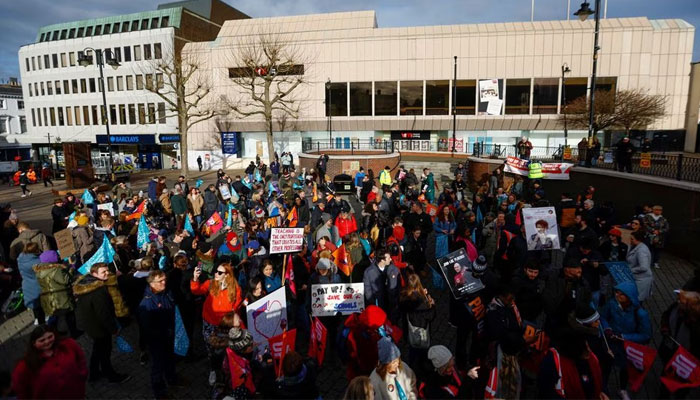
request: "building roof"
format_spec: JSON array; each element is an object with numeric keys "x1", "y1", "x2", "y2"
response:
[{"x1": 0, "y1": 84, "x2": 23, "y2": 97}]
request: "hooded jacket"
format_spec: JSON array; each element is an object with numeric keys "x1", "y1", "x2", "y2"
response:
[
  {"x1": 17, "y1": 253, "x2": 41, "y2": 307},
  {"x1": 9, "y1": 229, "x2": 49, "y2": 260},
  {"x1": 600, "y1": 281, "x2": 651, "y2": 344},
  {"x1": 33, "y1": 263, "x2": 74, "y2": 316},
  {"x1": 73, "y1": 274, "x2": 128, "y2": 338},
  {"x1": 344, "y1": 305, "x2": 402, "y2": 379},
  {"x1": 137, "y1": 285, "x2": 176, "y2": 343},
  {"x1": 71, "y1": 225, "x2": 95, "y2": 263}
]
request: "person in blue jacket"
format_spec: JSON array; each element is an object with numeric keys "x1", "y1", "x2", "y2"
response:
[
  {"x1": 261, "y1": 259, "x2": 281, "y2": 293},
  {"x1": 17, "y1": 242, "x2": 44, "y2": 324},
  {"x1": 599, "y1": 280, "x2": 652, "y2": 398},
  {"x1": 354, "y1": 167, "x2": 366, "y2": 199}
]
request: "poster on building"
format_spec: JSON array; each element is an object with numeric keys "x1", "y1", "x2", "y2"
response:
[
  {"x1": 604, "y1": 151, "x2": 614, "y2": 163},
  {"x1": 269, "y1": 228, "x2": 305, "y2": 254},
  {"x1": 447, "y1": 138, "x2": 464, "y2": 152},
  {"x1": 246, "y1": 287, "x2": 287, "y2": 351},
  {"x1": 522, "y1": 206, "x2": 561, "y2": 251},
  {"x1": 221, "y1": 132, "x2": 239, "y2": 155},
  {"x1": 311, "y1": 283, "x2": 365, "y2": 317},
  {"x1": 486, "y1": 98, "x2": 503, "y2": 115},
  {"x1": 341, "y1": 161, "x2": 360, "y2": 175},
  {"x1": 479, "y1": 79, "x2": 500, "y2": 102},
  {"x1": 503, "y1": 156, "x2": 573, "y2": 180},
  {"x1": 438, "y1": 248, "x2": 485, "y2": 299}
]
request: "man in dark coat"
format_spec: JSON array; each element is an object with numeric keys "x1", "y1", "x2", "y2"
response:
[
  {"x1": 404, "y1": 202, "x2": 433, "y2": 240},
  {"x1": 203, "y1": 184, "x2": 219, "y2": 220},
  {"x1": 316, "y1": 153, "x2": 329, "y2": 184},
  {"x1": 615, "y1": 136, "x2": 636, "y2": 173},
  {"x1": 362, "y1": 248, "x2": 400, "y2": 323},
  {"x1": 294, "y1": 194, "x2": 310, "y2": 228},
  {"x1": 511, "y1": 258, "x2": 546, "y2": 322},
  {"x1": 542, "y1": 259, "x2": 593, "y2": 343}
]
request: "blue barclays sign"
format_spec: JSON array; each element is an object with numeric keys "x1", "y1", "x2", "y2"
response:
[
  {"x1": 159, "y1": 134, "x2": 181, "y2": 143},
  {"x1": 96, "y1": 135, "x2": 156, "y2": 145}
]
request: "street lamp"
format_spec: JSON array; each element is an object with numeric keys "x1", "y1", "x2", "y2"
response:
[
  {"x1": 561, "y1": 63, "x2": 571, "y2": 146},
  {"x1": 326, "y1": 79, "x2": 332, "y2": 149},
  {"x1": 78, "y1": 47, "x2": 120, "y2": 179},
  {"x1": 574, "y1": 0, "x2": 600, "y2": 139}
]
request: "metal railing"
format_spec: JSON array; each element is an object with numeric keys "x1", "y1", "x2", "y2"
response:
[{"x1": 302, "y1": 139, "x2": 399, "y2": 154}]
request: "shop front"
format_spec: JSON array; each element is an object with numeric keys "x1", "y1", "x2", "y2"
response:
[
  {"x1": 96, "y1": 134, "x2": 161, "y2": 170},
  {"x1": 158, "y1": 134, "x2": 182, "y2": 170}
]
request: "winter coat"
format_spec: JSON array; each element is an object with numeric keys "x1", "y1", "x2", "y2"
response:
[
  {"x1": 171, "y1": 193, "x2": 187, "y2": 215},
  {"x1": 203, "y1": 189, "x2": 219, "y2": 219},
  {"x1": 600, "y1": 281, "x2": 651, "y2": 344},
  {"x1": 9, "y1": 229, "x2": 49, "y2": 261},
  {"x1": 599, "y1": 240, "x2": 628, "y2": 262},
  {"x1": 159, "y1": 193, "x2": 172, "y2": 215},
  {"x1": 71, "y1": 226, "x2": 95, "y2": 263},
  {"x1": 51, "y1": 205, "x2": 70, "y2": 233},
  {"x1": 399, "y1": 292, "x2": 435, "y2": 330},
  {"x1": 363, "y1": 262, "x2": 400, "y2": 311},
  {"x1": 485, "y1": 297, "x2": 527, "y2": 355},
  {"x1": 542, "y1": 270, "x2": 592, "y2": 336},
  {"x1": 12, "y1": 337, "x2": 87, "y2": 399},
  {"x1": 335, "y1": 214, "x2": 358, "y2": 239},
  {"x1": 33, "y1": 263, "x2": 74, "y2": 316},
  {"x1": 626, "y1": 242, "x2": 653, "y2": 302},
  {"x1": 137, "y1": 286, "x2": 176, "y2": 343},
  {"x1": 270, "y1": 358, "x2": 320, "y2": 399},
  {"x1": 511, "y1": 269, "x2": 545, "y2": 322},
  {"x1": 643, "y1": 213, "x2": 670, "y2": 248},
  {"x1": 17, "y1": 253, "x2": 41, "y2": 307},
  {"x1": 119, "y1": 271, "x2": 149, "y2": 315},
  {"x1": 370, "y1": 362, "x2": 417, "y2": 400},
  {"x1": 190, "y1": 279, "x2": 243, "y2": 326},
  {"x1": 188, "y1": 194, "x2": 204, "y2": 217},
  {"x1": 73, "y1": 274, "x2": 122, "y2": 338},
  {"x1": 92, "y1": 227, "x2": 114, "y2": 250}
]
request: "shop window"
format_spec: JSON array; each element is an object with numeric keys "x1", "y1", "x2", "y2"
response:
[
  {"x1": 400, "y1": 81, "x2": 423, "y2": 116},
  {"x1": 325, "y1": 82, "x2": 347, "y2": 117},
  {"x1": 533, "y1": 78, "x2": 559, "y2": 114},
  {"x1": 505, "y1": 78, "x2": 531, "y2": 115},
  {"x1": 453, "y1": 80, "x2": 476, "y2": 115},
  {"x1": 563, "y1": 77, "x2": 588, "y2": 106},
  {"x1": 349, "y1": 82, "x2": 372, "y2": 116},
  {"x1": 426, "y1": 80, "x2": 449, "y2": 115},
  {"x1": 375, "y1": 81, "x2": 397, "y2": 116}
]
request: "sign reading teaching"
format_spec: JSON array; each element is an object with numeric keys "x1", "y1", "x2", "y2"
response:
[
  {"x1": 311, "y1": 283, "x2": 365, "y2": 317},
  {"x1": 269, "y1": 228, "x2": 304, "y2": 254}
]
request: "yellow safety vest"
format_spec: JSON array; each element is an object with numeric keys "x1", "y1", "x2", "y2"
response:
[{"x1": 529, "y1": 162, "x2": 544, "y2": 179}]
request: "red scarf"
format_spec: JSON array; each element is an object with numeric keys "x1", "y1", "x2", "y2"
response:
[{"x1": 226, "y1": 232, "x2": 242, "y2": 253}]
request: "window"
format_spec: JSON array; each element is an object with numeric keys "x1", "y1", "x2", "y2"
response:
[
  {"x1": 20, "y1": 117, "x2": 26, "y2": 133},
  {"x1": 40, "y1": 82, "x2": 45, "y2": 96},
  {"x1": 128, "y1": 104, "x2": 136, "y2": 124},
  {"x1": 113, "y1": 22, "x2": 120, "y2": 33},
  {"x1": 43, "y1": 108, "x2": 48, "y2": 126},
  {"x1": 31, "y1": 57, "x2": 35, "y2": 70},
  {"x1": 454, "y1": 80, "x2": 476, "y2": 115},
  {"x1": 68, "y1": 28, "x2": 75, "y2": 39},
  {"x1": 107, "y1": 77, "x2": 114, "y2": 91},
  {"x1": 126, "y1": 75, "x2": 134, "y2": 90},
  {"x1": 325, "y1": 82, "x2": 347, "y2": 117},
  {"x1": 400, "y1": 81, "x2": 423, "y2": 115},
  {"x1": 0, "y1": 117, "x2": 7, "y2": 134},
  {"x1": 18, "y1": 101, "x2": 24, "y2": 109},
  {"x1": 60, "y1": 29, "x2": 67, "y2": 40},
  {"x1": 136, "y1": 75, "x2": 144, "y2": 90},
  {"x1": 0, "y1": 99, "x2": 5, "y2": 109},
  {"x1": 109, "y1": 105, "x2": 117, "y2": 125},
  {"x1": 57, "y1": 107, "x2": 64, "y2": 125},
  {"x1": 154, "y1": 43, "x2": 162, "y2": 59},
  {"x1": 43, "y1": 54, "x2": 49, "y2": 69},
  {"x1": 595, "y1": 77, "x2": 617, "y2": 94},
  {"x1": 31, "y1": 109, "x2": 36, "y2": 127},
  {"x1": 123, "y1": 46, "x2": 131, "y2": 62},
  {"x1": 94, "y1": 25, "x2": 102, "y2": 35},
  {"x1": 116, "y1": 76, "x2": 124, "y2": 91},
  {"x1": 49, "y1": 108, "x2": 56, "y2": 126},
  {"x1": 85, "y1": 26, "x2": 93, "y2": 37},
  {"x1": 533, "y1": 78, "x2": 559, "y2": 114},
  {"x1": 37, "y1": 108, "x2": 42, "y2": 126},
  {"x1": 77, "y1": 27, "x2": 84, "y2": 37},
  {"x1": 71, "y1": 79, "x2": 78, "y2": 94},
  {"x1": 80, "y1": 79, "x2": 87, "y2": 93},
  {"x1": 161, "y1": 16, "x2": 169, "y2": 28},
  {"x1": 83, "y1": 106, "x2": 90, "y2": 125},
  {"x1": 25, "y1": 58, "x2": 30, "y2": 72},
  {"x1": 425, "y1": 80, "x2": 449, "y2": 115},
  {"x1": 156, "y1": 73, "x2": 163, "y2": 89},
  {"x1": 66, "y1": 107, "x2": 72, "y2": 126},
  {"x1": 121, "y1": 22, "x2": 129, "y2": 33},
  {"x1": 52, "y1": 54, "x2": 58, "y2": 68},
  {"x1": 157, "y1": 103, "x2": 166, "y2": 123},
  {"x1": 47, "y1": 81, "x2": 53, "y2": 95},
  {"x1": 134, "y1": 45, "x2": 142, "y2": 61},
  {"x1": 151, "y1": 18, "x2": 159, "y2": 29},
  {"x1": 89, "y1": 78, "x2": 96, "y2": 93},
  {"x1": 374, "y1": 81, "x2": 397, "y2": 116},
  {"x1": 145, "y1": 74, "x2": 153, "y2": 90},
  {"x1": 39, "y1": 33, "x2": 45, "y2": 42},
  {"x1": 119, "y1": 104, "x2": 126, "y2": 125},
  {"x1": 54, "y1": 80, "x2": 61, "y2": 95},
  {"x1": 138, "y1": 104, "x2": 146, "y2": 124},
  {"x1": 103, "y1": 24, "x2": 111, "y2": 35},
  {"x1": 51, "y1": 31, "x2": 58, "y2": 40},
  {"x1": 100, "y1": 105, "x2": 107, "y2": 125},
  {"x1": 69, "y1": 52, "x2": 75, "y2": 66},
  {"x1": 29, "y1": 85, "x2": 33, "y2": 97},
  {"x1": 35, "y1": 83, "x2": 39, "y2": 96},
  {"x1": 74, "y1": 106, "x2": 81, "y2": 126},
  {"x1": 147, "y1": 103, "x2": 156, "y2": 123},
  {"x1": 91, "y1": 106, "x2": 98, "y2": 126},
  {"x1": 63, "y1": 80, "x2": 69, "y2": 94},
  {"x1": 113, "y1": 47, "x2": 121, "y2": 62},
  {"x1": 144, "y1": 44, "x2": 152, "y2": 60},
  {"x1": 505, "y1": 78, "x2": 531, "y2": 115},
  {"x1": 349, "y1": 82, "x2": 372, "y2": 116},
  {"x1": 141, "y1": 19, "x2": 148, "y2": 30},
  {"x1": 563, "y1": 77, "x2": 588, "y2": 106},
  {"x1": 60, "y1": 53, "x2": 66, "y2": 67},
  {"x1": 131, "y1": 20, "x2": 139, "y2": 31}
]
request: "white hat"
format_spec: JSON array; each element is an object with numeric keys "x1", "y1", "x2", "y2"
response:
[{"x1": 428, "y1": 345, "x2": 452, "y2": 370}]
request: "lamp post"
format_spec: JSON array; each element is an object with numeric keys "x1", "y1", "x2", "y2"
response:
[
  {"x1": 452, "y1": 56, "x2": 457, "y2": 155},
  {"x1": 326, "y1": 79, "x2": 332, "y2": 149},
  {"x1": 575, "y1": 0, "x2": 600, "y2": 139},
  {"x1": 78, "y1": 48, "x2": 120, "y2": 178},
  {"x1": 561, "y1": 63, "x2": 571, "y2": 146}
]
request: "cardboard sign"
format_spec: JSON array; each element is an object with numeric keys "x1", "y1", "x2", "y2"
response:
[
  {"x1": 604, "y1": 261, "x2": 635, "y2": 285},
  {"x1": 246, "y1": 287, "x2": 287, "y2": 351},
  {"x1": 309, "y1": 317, "x2": 328, "y2": 366},
  {"x1": 522, "y1": 207, "x2": 561, "y2": 251},
  {"x1": 55, "y1": 229, "x2": 76, "y2": 259},
  {"x1": 269, "y1": 227, "x2": 304, "y2": 254},
  {"x1": 205, "y1": 212, "x2": 223, "y2": 234},
  {"x1": 97, "y1": 202, "x2": 114, "y2": 216},
  {"x1": 311, "y1": 283, "x2": 365, "y2": 317},
  {"x1": 438, "y1": 248, "x2": 485, "y2": 299}
]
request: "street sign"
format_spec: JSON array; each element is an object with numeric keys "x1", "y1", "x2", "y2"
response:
[{"x1": 640, "y1": 152, "x2": 651, "y2": 168}]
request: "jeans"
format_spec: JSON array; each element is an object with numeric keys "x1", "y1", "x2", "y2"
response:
[{"x1": 90, "y1": 336, "x2": 116, "y2": 378}]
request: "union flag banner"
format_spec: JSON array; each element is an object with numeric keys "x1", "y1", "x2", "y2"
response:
[
  {"x1": 660, "y1": 346, "x2": 700, "y2": 393},
  {"x1": 308, "y1": 317, "x2": 328, "y2": 366},
  {"x1": 268, "y1": 329, "x2": 297, "y2": 377},
  {"x1": 332, "y1": 244, "x2": 353, "y2": 277},
  {"x1": 624, "y1": 340, "x2": 657, "y2": 392}
]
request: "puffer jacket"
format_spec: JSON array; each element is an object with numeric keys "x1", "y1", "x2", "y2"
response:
[
  {"x1": 33, "y1": 263, "x2": 74, "y2": 316},
  {"x1": 73, "y1": 273, "x2": 129, "y2": 323},
  {"x1": 600, "y1": 281, "x2": 652, "y2": 344}
]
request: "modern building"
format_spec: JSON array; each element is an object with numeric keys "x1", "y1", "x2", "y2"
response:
[
  {"x1": 17, "y1": 0, "x2": 247, "y2": 172},
  {"x1": 184, "y1": 11, "x2": 695, "y2": 168},
  {"x1": 0, "y1": 78, "x2": 29, "y2": 165}
]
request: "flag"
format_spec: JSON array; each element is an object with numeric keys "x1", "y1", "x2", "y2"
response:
[
  {"x1": 137, "y1": 214, "x2": 151, "y2": 250},
  {"x1": 661, "y1": 345, "x2": 700, "y2": 393},
  {"x1": 242, "y1": 178, "x2": 252, "y2": 190},
  {"x1": 268, "y1": 329, "x2": 296, "y2": 377},
  {"x1": 195, "y1": 179, "x2": 203, "y2": 188},
  {"x1": 254, "y1": 169, "x2": 262, "y2": 182},
  {"x1": 206, "y1": 212, "x2": 223, "y2": 234},
  {"x1": 184, "y1": 214, "x2": 194, "y2": 235},
  {"x1": 333, "y1": 244, "x2": 353, "y2": 277},
  {"x1": 230, "y1": 184, "x2": 239, "y2": 202},
  {"x1": 284, "y1": 254, "x2": 296, "y2": 297},
  {"x1": 158, "y1": 255, "x2": 166, "y2": 270},
  {"x1": 78, "y1": 238, "x2": 116, "y2": 274},
  {"x1": 267, "y1": 181, "x2": 276, "y2": 197},
  {"x1": 624, "y1": 340, "x2": 657, "y2": 392},
  {"x1": 309, "y1": 317, "x2": 328, "y2": 366},
  {"x1": 226, "y1": 203, "x2": 235, "y2": 227},
  {"x1": 426, "y1": 203, "x2": 438, "y2": 222},
  {"x1": 116, "y1": 335, "x2": 134, "y2": 353},
  {"x1": 68, "y1": 211, "x2": 76, "y2": 222},
  {"x1": 81, "y1": 189, "x2": 94, "y2": 206},
  {"x1": 174, "y1": 306, "x2": 190, "y2": 356},
  {"x1": 287, "y1": 206, "x2": 298, "y2": 228},
  {"x1": 126, "y1": 201, "x2": 146, "y2": 221}
]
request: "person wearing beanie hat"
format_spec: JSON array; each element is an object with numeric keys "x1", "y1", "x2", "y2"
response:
[
  {"x1": 472, "y1": 255, "x2": 488, "y2": 274},
  {"x1": 315, "y1": 212, "x2": 339, "y2": 245},
  {"x1": 511, "y1": 257, "x2": 546, "y2": 322},
  {"x1": 599, "y1": 227, "x2": 629, "y2": 262},
  {"x1": 422, "y1": 345, "x2": 479, "y2": 399},
  {"x1": 542, "y1": 257, "x2": 593, "y2": 341},
  {"x1": 386, "y1": 224, "x2": 407, "y2": 270},
  {"x1": 370, "y1": 337, "x2": 417, "y2": 400},
  {"x1": 311, "y1": 257, "x2": 341, "y2": 285},
  {"x1": 33, "y1": 250, "x2": 80, "y2": 337},
  {"x1": 227, "y1": 327, "x2": 253, "y2": 353}
]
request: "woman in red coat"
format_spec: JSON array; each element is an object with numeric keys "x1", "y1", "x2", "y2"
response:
[{"x1": 12, "y1": 325, "x2": 87, "y2": 399}]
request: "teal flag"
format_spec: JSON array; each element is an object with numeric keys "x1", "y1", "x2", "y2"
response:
[
  {"x1": 225, "y1": 203, "x2": 235, "y2": 227},
  {"x1": 137, "y1": 214, "x2": 151, "y2": 249},
  {"x1": 78, "y1": 238, "x2": 116, "y2": 275},
  {"x1": 184, "y1": 215, "x2": 194, "y2": 235},
  {"x1": 174, "y1": 306, "x2": 190, "y2": 356},
  {"x1": 81, "y1": 189, "x2": 94, "y2": 206}
]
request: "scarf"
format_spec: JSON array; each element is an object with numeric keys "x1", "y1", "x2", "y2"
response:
[{"x1": 225, "y1": 232, "x2": 242, "y2": 253}]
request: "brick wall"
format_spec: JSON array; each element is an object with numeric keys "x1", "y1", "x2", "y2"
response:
[{"x1": 467, "y1": 158, "x2": 503, "y2": 191}]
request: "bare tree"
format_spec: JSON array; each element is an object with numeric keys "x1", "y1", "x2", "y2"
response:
[
  {"x1": 561, "y1": 89, "x2": 618, "y2": 135},
  {"x1": 226, "y1": 31, "x2": 309, "y2": 164},
  {"x1": 612, "y1": 89, "x2": 667, "y2": 134},
  {"x1": 142, "y1": 50, "x2": 226, "y2": 177}
]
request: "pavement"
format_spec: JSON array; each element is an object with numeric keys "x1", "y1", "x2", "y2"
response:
[{"x1": 0, "y1": 168, "x2": 697, "y2": 399}]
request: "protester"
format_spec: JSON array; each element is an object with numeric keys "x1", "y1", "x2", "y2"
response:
[
  {"x1": 626, "y1": 231, "x2": 653, "y2": 303},
  {"x1": 370, "y1": 337, "x2": 417, "y2": 400}
]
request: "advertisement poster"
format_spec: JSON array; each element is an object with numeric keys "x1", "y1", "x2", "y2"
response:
[
  {"x1": 311, "y1": 283, "x2": 365, "y2": 317},
  {"x1": 246, "y1": 287, "x2": 287, "y2": 351},
  {"x1": 479, "y1": 79, "x2": 500, "y2": 102},
  {"x1": 522, "y1": 207, "x2": 561, "y2": 251},
  {"x1": 486, "y1": 98, "x2": 503, "y2": 115},
  {"x1": 438, "y1": 248, "x2": 485, "y2": 299},
  {"x1": 269, "y1": 227, "x2": 305, "y2": 254}
]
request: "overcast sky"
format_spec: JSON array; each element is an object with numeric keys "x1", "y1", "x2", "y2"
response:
[{"x1": 1, "y1": 0, "x2": 698, "y2": 81}]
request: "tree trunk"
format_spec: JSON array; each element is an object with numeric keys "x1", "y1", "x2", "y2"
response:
[
  {"x1": 180, "y1": 119, "x2": 189, "y2": 179},
  {"x1": 264, "y1": 82, "x2": 275, "y2": 165}
]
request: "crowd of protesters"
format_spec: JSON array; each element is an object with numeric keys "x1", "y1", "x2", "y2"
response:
[{"x1": 0, "y1": 149, "x2": 697, "y2": 400}]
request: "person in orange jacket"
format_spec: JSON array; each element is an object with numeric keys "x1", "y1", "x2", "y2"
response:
[
  {"x1": 335, "y1": 205, "x2": 358, "y2": 241},
  {"x1": 387, "y1": 224, "x2": 407, "y2": 270}
]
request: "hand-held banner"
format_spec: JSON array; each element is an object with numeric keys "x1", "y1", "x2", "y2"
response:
[
  {"x1": 269, "y1": 227, "x2": 304, "y2": 254},
  {"x1": 503, "y1": 156, "x2": 573, "y2": 180},
  {"x1": 661, "y1": 346, "x2": 700, "y2": 393},
  {"x1": 246, "y1": 287, "x2": 287, "y2": 351},
  {"x1": 437, "y1": 248, "x2": 485, "y2": 299},
  {"x1": 268, "y1": 329, "x2": 297, "y2": 377},
  {"x1": 308, "y1": 317, "x2": 328, "y2": 366},
  {"x1": 522, "y1": 206, "x2": 561, "y2": 251},
  {"x1": 624, "y1": 340, "x2": 657, "y2": 392},
  {"x1": 311, "y1": 283, "x2": 365, "y2": 317}
]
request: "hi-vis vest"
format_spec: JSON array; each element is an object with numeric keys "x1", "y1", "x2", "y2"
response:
[{"x1": 528, "y1": 162, "x2": 544, "y2": 179}]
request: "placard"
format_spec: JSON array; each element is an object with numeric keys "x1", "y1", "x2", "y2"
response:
[
  {"x1": 246, "y1": 287, "x2": 287, "y2": 351},
  {"x1": 219, "y1": 184, "x2": 231, "y2": 200},
  {"x1": 311, "y1": 283, "x2": 365, "y2": 317},
  {"x1": 438, "y1": 248, "x2": 485, "y2": 299},
  {"x1": 604, "y1": 151, "x2": 614, "y2": 163},
  {"x1": 604, "y1": 261, "x2": 635, "y2": 285},
  {"x1": 640, "y1": 152, "x2": 651, "y2": 168},
  {"x1": 268, "y1": 329, "x2": 296, "y2": 377},
  {"x1": 309, "y1": 317, "x2": 328, "y2": 365},
  {"x1": 522, "y1": 206, "x2": 561, "y2": 251},
  {"x1": 269, "y1": 227, "x2": 304, "y2": 254},
  {"x1": 54, "y1": 228, "x2": 76, "y2": 259},
  {"x1": 503, "y1": 156, "x2": 573, "y2": 180},
  {"x1": 97, "y1": 202, "x2": 114, "y2": 216}
]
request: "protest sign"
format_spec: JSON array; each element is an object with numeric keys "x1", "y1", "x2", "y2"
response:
[
  {"x1": 269, "y1": 227, "x2": 304, "y2": 254},
  {"x1": 311, "y1": 283, "x2": 365, "y2": 317},
  {"x1": 503, "y1": 156, "x2": 573, "y2": 180},
  {"x1": 438, "y1": 248, "x2": 485, "y2": 299},
  {"x1": 246, "y1": 287, "x2": 287, "y2": 351},
  {"x1": 219, "y1": 184, "x2": 232, "y2": 200},
  {"x1": 640, "y1": 152, "x2": 652, "y2": 168},
  {"x1": 604, "y1": 261, "x2": 635, "y2": 285},
  {"x1": 661, "y1": 346, "x2": 700, "y2": 393},
  {"x1": 522, "y1": 207, "x2": 561, "y2": 251},
  {"x1": 268, "y1": 329, "x2": 297, "y2": 377},
  {"x1": 54, "y1": 228, "x2": 76, "y2": 259},
  {"x1": 96, "y1": 202, "x2": 115, "y2": 216},
  {"x1": 205, "y1": 212, "x2": 223, "y2": 234},
  {"x1": 624, "y1": 341, "x2": 657, "y2": 392},
  {"x1": 309, "y1": 317, "x2": 328, "y2": 366}
]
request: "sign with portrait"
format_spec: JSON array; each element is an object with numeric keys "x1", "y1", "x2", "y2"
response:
[
  {"x1": 438, "y1": 248, "x2": 485, "y2": 299},
  {"x1": 522, "y1": 206, "x2": 561, "y2": 251}
]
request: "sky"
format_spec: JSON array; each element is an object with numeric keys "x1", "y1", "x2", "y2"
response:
[{"x1": 1, "y1": 0, "x2": 699, "y2": 81}]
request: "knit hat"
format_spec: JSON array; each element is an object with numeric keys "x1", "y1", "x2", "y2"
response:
[
  {"x1": 198, "y1": 241, "x2": 213, "y2": 254},
  {"x1": 428, "y1": 345, "x2": 453, "y2": 370},
  {"x1": 317, "y1": 258, "x2": 332, "y2": 270},
  {"x1": 39, "y1": 250, "x2": 59, "y2": 264},
  {"x1": 254, "y1": 207, "x2": 265, "y2": 219},
  {"x1": 377, "y1": 337, "x2": 401, "y2": 364},
  {"x1": 608, "y1": 228, "x2": 622, "y2": 237},
  {"x1": 321, "y1": 213, "x2": 332, "y2": 223},
  {"x1": 228, "y1": 328, "x2": 253, "y2": 352},
  {"x1": 76, "y1": 215, "x2": 88, "y2": 226},
  {"x1": 575, "y1": 303, "x2": 600, "y2": 325},
  {"x1": 247, "y1": 240, "x2": 260, "y2": 250},
  {"x1": 472, "y1": 255, "x2": 488, "y2": 273}
]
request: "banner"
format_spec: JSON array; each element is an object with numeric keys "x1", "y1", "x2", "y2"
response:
[
  {"x1": 219, "y1": 184, "x2": 232, "y2": 200},
  {"x1": 438, "y1": 248, "x2": 485, "y2": 299},
  {"x1": 54, "y1": 228, "x2": 76, "y2": 259},
  {"x1": 137, "y1": 214, "x2": 151, "y2": 250},
  {"x1": 97, "y1": 202, "x2": 115, "y2": 216},
  {"x1": 522, "y1": 207, "x2": 560, "y2": 251},
  {"x1": 311, "y1": 283, "x2": 365, "y2": 317},
  {"x1": 661, "y1": 346, "x2": 700, "y2": 393},
  {"x1": 125, "y1": 201, "x2": 145, "y2": 221},
  {"x1": 174, "y1": 306, "x2": 190, "y2": 357},
  {"x1": 503, "y1": 156, "x2": 573, "y2": 180},
  {"x1": 309, "y1": 317, "x2": 328, "y2": 366},
  {"x1": 268, "y1": 329, "x2": 296, "y2": 377},
  {"x1": 604, "y1": 262, "x2": 635, "y2": 285},
  {"x1": 624, "y1": 341, "x2": 657, "y2": 392},
  {"x1": 467, "y1": 296, "x2": 487, "y2": 336},
  {"x1": 269, "y1": 227, "x2": 304, "y2": 254},
  {"x1": 78, "y1": 237, "x2": 116, "y2": 274},
  {"x1": 246, "y1": 287, "x2": 287, "y2": 351}
]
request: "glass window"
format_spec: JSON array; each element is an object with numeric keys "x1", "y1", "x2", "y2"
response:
[
  {"x1": 37, "y1": 108, "x2": 42, "y2": 126},
  {"x1": 17, "y1": 101, "x2": 24, "y2": 110},
  {"x1": 136, "y1": 75, "x2": 144, "y2": 90},
  {"x1": 29, "y1": 85, "x2": 33, "y2": 97},
  {"x1": 89, "y1": 78, "x2": 96, "y2": 93},
  {"x1": 533, "y1": 78, "x2": 559, "y2": 114},
  {"x1": 134, "y1": 45, "x2": 142, "y2": 61},
  {"x1": 39, "y1": 33, "x2": 45, "y2": 42},
  {"x1": 126, "y1": 75, "x2": 134, "y2": 90},
  {"x1": 83, "y1": 106, "x2": 90, "y2": 125},
  {"x1": 52, "y1": 54, "x2": 58, "y2": 68},
  {"x1": 505, "y1": 78, "x2": 531, "y2": 115},
  {"x1": 80, "y1": 79, "x2": 87, "y2": 93},
  {"x1": 325, "y1": 82, "x2": 347, "y2": 116},
  {"x1": 40, "y1": 82, "x2": 45, "y2": 96},
  {"x1": 69, "y1": 52, "x2": 75, "y2": 66},
  {"x1": 119, "y1": 105, "x2": 126, "y2": 125},
  {"x1": 595, "y1": 77, "x2": 617, "y2": 93},
  {"x1": 54, "y1": 80, "x2": 61, "y2": 95},
  {"x1": 154, "y1": 43, "x2": 162, "y2": 59},
  {"x1": 85, "y1": 26, "x2": 93, "y2": 37},
  {"x1": 103, "y1": 24, "x2": 111, "y2": 35},
  {"x1": 454, "y1": 80, "x2": 476, "y2": 115},
  {"x1": 122, "y1": 22, "x2": 129, "y2": 33},
  {"x1": 141, "y1": 20, "x2": 148, "y2": 30},
  {"x1": 425, "y1": 80, "x2": 449, "y2": 115},
  {"x1": 151, "y1": 18, "x2": 159, "y2": 29},
  {"x1": 110, "y1": 105, "x2": 117, "y2": 125},
  {"x1": 349, "y1": 82, "x2": 372, "y2": 116},
  {"x1": 145, "y1": 74, "x2": 153, "y2": 90},
  {"x1": 43, "y1": 108, "x2": 48, "y2": 126},
  {"x1": 91, "y1": 106, "x2": 98, "y2": 126},
  {"x1": 161, "y1": 16, "x2": 169, "y2": 28},
  {"x1": 94, "y1": 25, "x2": 102, "y2": 36},
  {"x1": 47, "y1": 81, "x2": 53, "y2": 95},
  {"x1": 77, "y1": 27, "x2": 84, "y2": 37},
  {"x1": 117, "y1": 76, "x2": 124, "y2": 91},
  {"x1": 20, "y1": 117, "x2": 26, "y2": 133},
  {"x1": 400, "y1": 81, "x2": 423, "y2": 115},
  {"x1": 68, "y1": 28, "x2": 75, "y2": 39},
  {"x1": 49, "y1": 108, "x2": 56, "y2": 125},
  {"x1": 563, "y1": 77, "x2": 588, "y2": 106},
  {"x1": 144, "y1": 44, "x2": 152, "y2": 60},
  {"x1": 128, "y1": 104, "x2": 136, "y2": 124},
  {"x1": 74, "y1": 106, "x2": 81, "y2": 126},
  {"x1": 107, "y1": 77, "x2": 114, "y2": 91},
  {"x1": 57, "y1": 107, "x2": 64, "y2": 126},
  {"x1": 147, "y1": 103, "x2": 156, "y2": 123},
  {"x1": 31, "y1": 57, "x2": 35, "y2": 70},
  {"x1": 374, "y1": 81, "x2": 397, "y2": 116},
  {"x1": 60, "y1": 53, "x2": 66, "y2": 67},
  {"x1": 155, "y1": 73, "x2": 163, "y2": 89},
  {"x1": 51, "y1": 31, "x2": 58, "y2": 40},
  {"x1": 71, "y1": 79, "x2": 78, "y2": 93},
  {"x1": 98, "y1": 79, "x2": 103, "y2": 93},
  {"x1": 0, "y1": 117, "x2": 6, "y2": 133},
  {"x1": 113, "y1": 48, "x2": 121, "y2": 62},
  {"x1": 43, "y1": 54, "x2": 49, "y2": 69},
  {"x1": 113, "y1": 22, "x2": 120, "y2": 33},
  {"x1": 25, "y1": 58, "x2": 30, "y2": 72},
  {"x1": 66, "y1": 107, "x2": 72, "y2": 126},
  {"x1": 123, "y1": 46, "x2": 131, "y2": 62},
  {"x1": 138, "y1": 104, "x2": 146, "y2": 124},
  {"x1": 158, "y1": 103, "x2": 166, "y2": 123},
  {"x1": 31, "y1": 109, "x2": 36, "y2": 127},
  {"x1": 131, "y1": 20, "x2": 139, "y2": 31},
  {"x1": 63, "y1": 80, "x2": 69, "y2": 94},
  {"x1": 60, "y1": 29, "x2": 67, "y2": 40}
]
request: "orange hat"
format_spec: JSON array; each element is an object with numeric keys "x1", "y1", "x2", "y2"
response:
[{"x1": 608, "y1": 228, "x2": 622, "y2": 237}]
